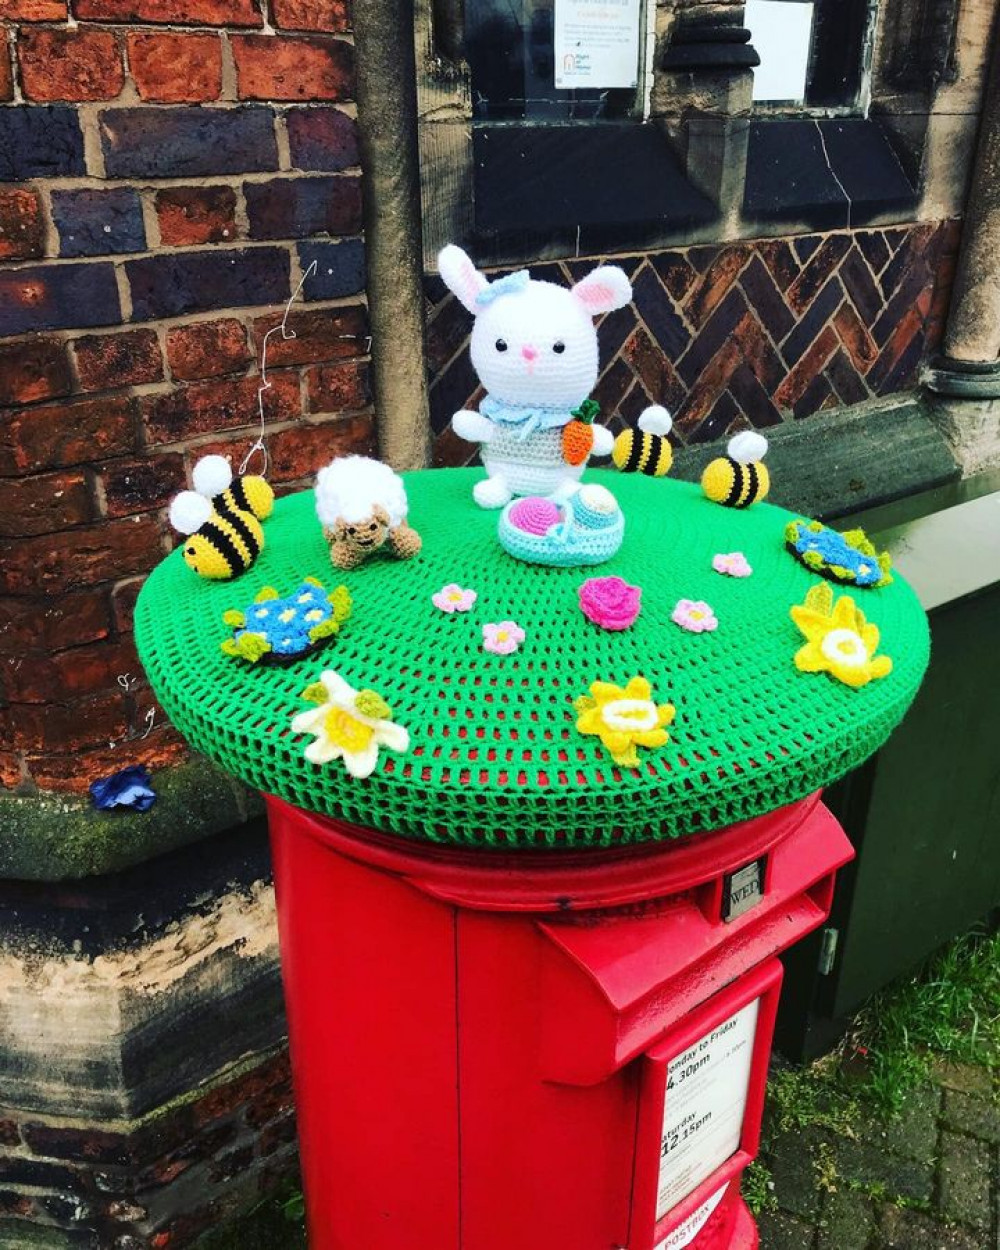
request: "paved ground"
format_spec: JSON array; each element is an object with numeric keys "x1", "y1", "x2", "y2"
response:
[{"x1": 758, "y1": 1060, "x2": 1000, "y2": 1250}]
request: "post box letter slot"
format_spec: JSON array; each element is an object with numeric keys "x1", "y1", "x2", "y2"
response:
[{"x1": 630, "y1": 961, "x2": 783, "y2": 1249}]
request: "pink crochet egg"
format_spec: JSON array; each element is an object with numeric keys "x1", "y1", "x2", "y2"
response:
[{"x1": 508, "y1": 497, "x2": 560, "y2": 535}]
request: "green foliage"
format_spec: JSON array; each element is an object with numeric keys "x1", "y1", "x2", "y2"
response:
[
  {"x1": 221, "y1": 632, "x2": 271, "y2": 664},
  {"x1": 254, "y1": 586, "x2": 279, "y2": 602},
  {"x1": 301, "y1": 681, "x2": 328, "y2": 704},
  {"x1": 741, "y1": 1159, "x2": 777, "y2": 1215},
  {"x1": 222, "y1": 609, "x2": 245, "y2": 627},
  {"x1": 355, "y1": 689, "x2": 391, "y2": 719}
]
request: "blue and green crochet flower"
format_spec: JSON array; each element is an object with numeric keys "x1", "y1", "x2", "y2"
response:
[
  {"x1": 221, "y1": 578, "x2": 352, "y2": 664},
  {"x1": 785, "y1": 520, "x2": 892, "y2": 589}
]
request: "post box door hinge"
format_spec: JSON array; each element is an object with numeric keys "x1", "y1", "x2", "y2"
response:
[{"x1": 818, "y1": 927, "x2": 839, "y2": 976}]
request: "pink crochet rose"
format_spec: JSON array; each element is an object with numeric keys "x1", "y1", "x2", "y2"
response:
[
  {"x1": 432, "y1": 583, "x2": 477, "y2": 613},
  {"x1": 578, "y1": 576, "x2": 642, "y2": 631},
  {"x1": 482, "y1": 621, "x2": 525, "y2": 655},
  {"x1": 712, "y1": 552, "x2": 753, "y2": 578},
  {"x1": 672, "y1": 599, "x2": 718, "y2": 633}
]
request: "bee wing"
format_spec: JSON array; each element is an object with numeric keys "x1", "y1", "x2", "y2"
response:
[
  {"x1": 727, "y1": 431, "x2": 768, "y2": 464},
  {"x1": 637, "y1": 405, "x2": 673, "y2": 436},
  {"x1": 170, "y1": 490, "x2": 214, "y2": 535}
]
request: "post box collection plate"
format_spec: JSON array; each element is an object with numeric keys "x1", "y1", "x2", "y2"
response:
[
  {"x1": 722, "y1": 858, "x2": 767, "y2": 922},
  {"x1": 657, "y1": 998, "x2": 759, "y2": 1217}
]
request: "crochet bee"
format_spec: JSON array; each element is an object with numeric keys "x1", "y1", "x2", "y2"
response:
[
  {"x1": 169, "y1": 455, "x2": 274, "y2": 580},
  {"x1": 701, "y1": 431, "x2": 770, "y2": 508},
  {"x1": 612, "y1": 405, "x2": 674, "y2": 476}
]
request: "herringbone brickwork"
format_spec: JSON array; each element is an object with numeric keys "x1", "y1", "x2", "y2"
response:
[{"x1": 425, "y1": 221, "x2": 961, "y2": 466}]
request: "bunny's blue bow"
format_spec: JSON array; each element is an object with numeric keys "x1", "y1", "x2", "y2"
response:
[{"x1": 475, "y1": 269, "x2": 530, "y2": 306}]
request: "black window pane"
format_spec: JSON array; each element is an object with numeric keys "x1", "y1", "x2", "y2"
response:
[{"x1": 466, "y1": 0, "x2": 640, "y2": 121}]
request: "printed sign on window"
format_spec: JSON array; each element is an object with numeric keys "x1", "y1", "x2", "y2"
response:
[
  {"x1": 656, "y1": 998, "x2": 759, "y2": 1219},
  {"x1": 553, "y1": 0, "x2": 642, "y2": 89}
]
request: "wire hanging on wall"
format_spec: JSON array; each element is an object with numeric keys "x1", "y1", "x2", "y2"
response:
[{"x1": 239, "y1": 260, "x2": 319, "y2": 477}]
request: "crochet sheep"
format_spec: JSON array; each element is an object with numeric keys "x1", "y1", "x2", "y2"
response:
[
  {"x1": 314, "y1": 455, "x2": 422, "y2": 570},
  {"x1": 439, "y1": 244, "x2": 633, "y2": 509}
]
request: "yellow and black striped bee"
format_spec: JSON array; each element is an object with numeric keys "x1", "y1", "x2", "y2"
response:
[
  {"x1": 612, "y1": 405, "x2": 674, "y2": 476},
  {"x1": 169, "y1": 455, "x2": 274, "y2": 580},
  {"x1": 701, "y1": 431, "x2": 770, "y2": 508}
]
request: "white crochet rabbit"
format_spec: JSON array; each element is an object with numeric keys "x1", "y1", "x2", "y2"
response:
[{"x1": 438, "y1": 244, "x2": 632, "y2": 509}]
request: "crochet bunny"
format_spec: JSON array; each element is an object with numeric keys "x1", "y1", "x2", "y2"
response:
[{"x1": 438, "y1": 244, "x2": 632, "y2": 509}]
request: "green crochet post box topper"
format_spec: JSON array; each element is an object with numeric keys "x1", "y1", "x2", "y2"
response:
[{"x1": 135, "y1": 468, "x2": 929, "y2": 850}]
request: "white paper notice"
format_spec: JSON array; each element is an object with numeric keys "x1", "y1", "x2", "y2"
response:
[
  {"x1": 656, "y1": 998, "x2": 759, "y2": 1220},
  {"x1": 553, "y1": 0, "x2": 642, "y2": 89},
  {"x1": 655, "y1": 1183, "x2": 728, "y2": 1250}
]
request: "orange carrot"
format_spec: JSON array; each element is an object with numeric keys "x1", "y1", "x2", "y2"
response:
[{"x1": 562, "y1": 400, "x2": 599, "y2": 466}]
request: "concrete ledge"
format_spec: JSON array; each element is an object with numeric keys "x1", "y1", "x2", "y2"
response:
[
  {"x1": 0, "y1": 757, "x2": 264, "y2": 882},
  {"x1": 673, "y1": 393, "x2": 961, "y2": 520}
]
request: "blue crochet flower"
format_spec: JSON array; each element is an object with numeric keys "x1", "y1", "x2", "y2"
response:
[
  {"x1": 786, "y1": 521, "x2": 891, "y2": 588},
  {"x1": 90, "y1": 765, "x2": 156, "y2": 812}
]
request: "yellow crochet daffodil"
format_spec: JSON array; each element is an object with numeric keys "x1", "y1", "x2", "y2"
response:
[
  {"x1": 790, "y1": 583, "x2": 893, "y2": 689},
  {"x1": 574, "y1": 676, "x2": 675, "y2": 767},
  {"x1": 291, "y1": 671, "x2": 410, "y2": 777}
]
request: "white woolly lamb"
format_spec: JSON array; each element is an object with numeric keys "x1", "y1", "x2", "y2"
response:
[{"x1": 314, "y1": 455, "x2": 421, "y2": 570}]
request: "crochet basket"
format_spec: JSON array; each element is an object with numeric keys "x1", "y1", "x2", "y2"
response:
[{"x1": 135, "y1": 468, "x2": 929, "y2": 850}]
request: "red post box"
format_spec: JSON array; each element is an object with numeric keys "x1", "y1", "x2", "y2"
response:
[{"x1": 266, "y1": 788, "x2": 853, "y2": 1250}]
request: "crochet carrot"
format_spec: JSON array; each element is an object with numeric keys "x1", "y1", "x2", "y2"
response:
[{"x1": 562, "y1": 399, "x2": 600, "y2": 466}]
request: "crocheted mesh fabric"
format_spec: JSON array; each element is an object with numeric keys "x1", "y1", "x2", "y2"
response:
[{"x1": 135, "y1": 468, "x2": 929, "y2": 850}]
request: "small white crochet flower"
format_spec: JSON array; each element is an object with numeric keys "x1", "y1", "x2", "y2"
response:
[{"x1": 291, "y1": 671, "x2": 409, "y2": 778}]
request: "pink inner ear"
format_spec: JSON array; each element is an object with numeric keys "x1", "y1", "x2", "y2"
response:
[
  {"x1": 575, "y1": 281, "x2": 615, "y2": 311},
  {"x1": 461, "y1": 259, "x2": 486, "y2": 301}
]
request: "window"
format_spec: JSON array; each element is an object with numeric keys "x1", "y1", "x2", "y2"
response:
[
  {"x1": 465, "y1": 0, "x2": 648, "y2": 121},
  {"x1": 745, "y1": 0, "x2": 877, "y2": 111}
]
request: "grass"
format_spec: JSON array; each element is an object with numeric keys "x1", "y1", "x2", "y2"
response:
[{"x1": 743, "y1": 924, "x2": 1000, "y2": 1215}]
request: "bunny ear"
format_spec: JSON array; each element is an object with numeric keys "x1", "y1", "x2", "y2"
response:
[
  {"x1": 571, "y1": 266, "x2": 632, "y2": 316},
  {"x1": 438, "y1": 244, "x2": 489, "y2": 314}
]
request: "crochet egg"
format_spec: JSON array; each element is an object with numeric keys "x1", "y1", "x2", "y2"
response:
[{"x1": 507, "y1": 497, "x2": 562, "y2": 535}]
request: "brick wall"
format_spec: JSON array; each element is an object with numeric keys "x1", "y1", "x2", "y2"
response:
[
  {"x1": 0, "y1": 1049, "x2": 296, "y2": 1247},
  {"x1": 427, "y1": 221, "x2": 961, "y2": 467},
  {"x1": 0, "y1": 0, "x2": 375, "y2": 795}
]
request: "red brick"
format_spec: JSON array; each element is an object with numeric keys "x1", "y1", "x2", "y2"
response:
[
  {"x1": 27, "y1": 730, "x2": 186, "y2": 793},
  {"x1": 112, "y1": 577, "x2": 144, "y2": 633},
  {"x1": 75, "y1": 0, "x2": 261, "y2": 22},
  {"x1": 166, "y1": 318, "x2": 250, "y2": 381},
  {"x1": 774, "y1": 325, "x2": 839, "y2": 408},
  {"x1": 19, "y1": 29, "x2": 124, "y2": 103},
  {"x1": 0, "y1": 339, "x2": 73, "y2": 406},
  {"x1": 155, "y1": 186, "x2": 237, "y2": 247},
  {"x1": 10, "y1": 690, "x2": 129, "y2": 752},
  {"x1": 142, "y1": 372, "x2": 300, "y2": 444},
  {"x1": 3, "y1": 636, "x2": 139, "y2": 704},
  {"x1": 0, "y1": 189, "x2": 44, "y2": 261},
  {"x1": 0, "y1": 590, "x2": 111, "y2": 655},
  {"x1": 266, "y1": 414, "x2": 375, "y2": 482},
  {"x1": 0, "y1": 396, "x2": 134, "y2": 477},
  {"x1": 74, "y1": 330, "x2": 164, "y2": 392},
  {"x1": 0, "y1": 45, "x2": 12, "y2": 102},
  {"x1": 232, "y1": 34, "x2": 354, "y2": 102},
  {"x1": 0, "y1": 514, "x2": 164, "y2": 594},
  {"x1": 100, "y1": 452, "x2": 184, "y2": 518},
  {"x1": 0, "y1": 470, "x2": 93, "y2": 539},
  {"x1": 305, "y1": 359, "x2": 369, "y2": 413},
  {"x1": 0, "y1": 0, "x2": 66, "y2": 17},
  {"x1": 833, "y1": 302, "x2": 878, "y2": 371},
  {"x1": 272, "y1": 0, "x2": 349, "y2": 31},
  {"x1": 251, "y1": 305, "x2": 367, "y2": 367},
  {"x1": 127, "y1": 32, "x2": 222, "y2": 103},
  {"x1": 0, "y1": 751, "x2": 24, "y2": 789},
  {"x1": 685, "y1": 246, "x2": 751, "y2": 328}
]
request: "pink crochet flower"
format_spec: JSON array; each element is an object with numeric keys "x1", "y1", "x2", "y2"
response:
[
  {"x1": 712, "y1": 551, "x2": 753, "y2": 578},
  {"x1": 578, "y1": 576, "x2": 642, "y2": 631},
  {"x1": 432, "y1": 583, "x2": 477, "y2": 613},
  {"x1": 482, "y1": 621, "x2": 525, "y2": 655},
  {"x1": 672, "y1": 599, "x2": 718, "y2": 633}
]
